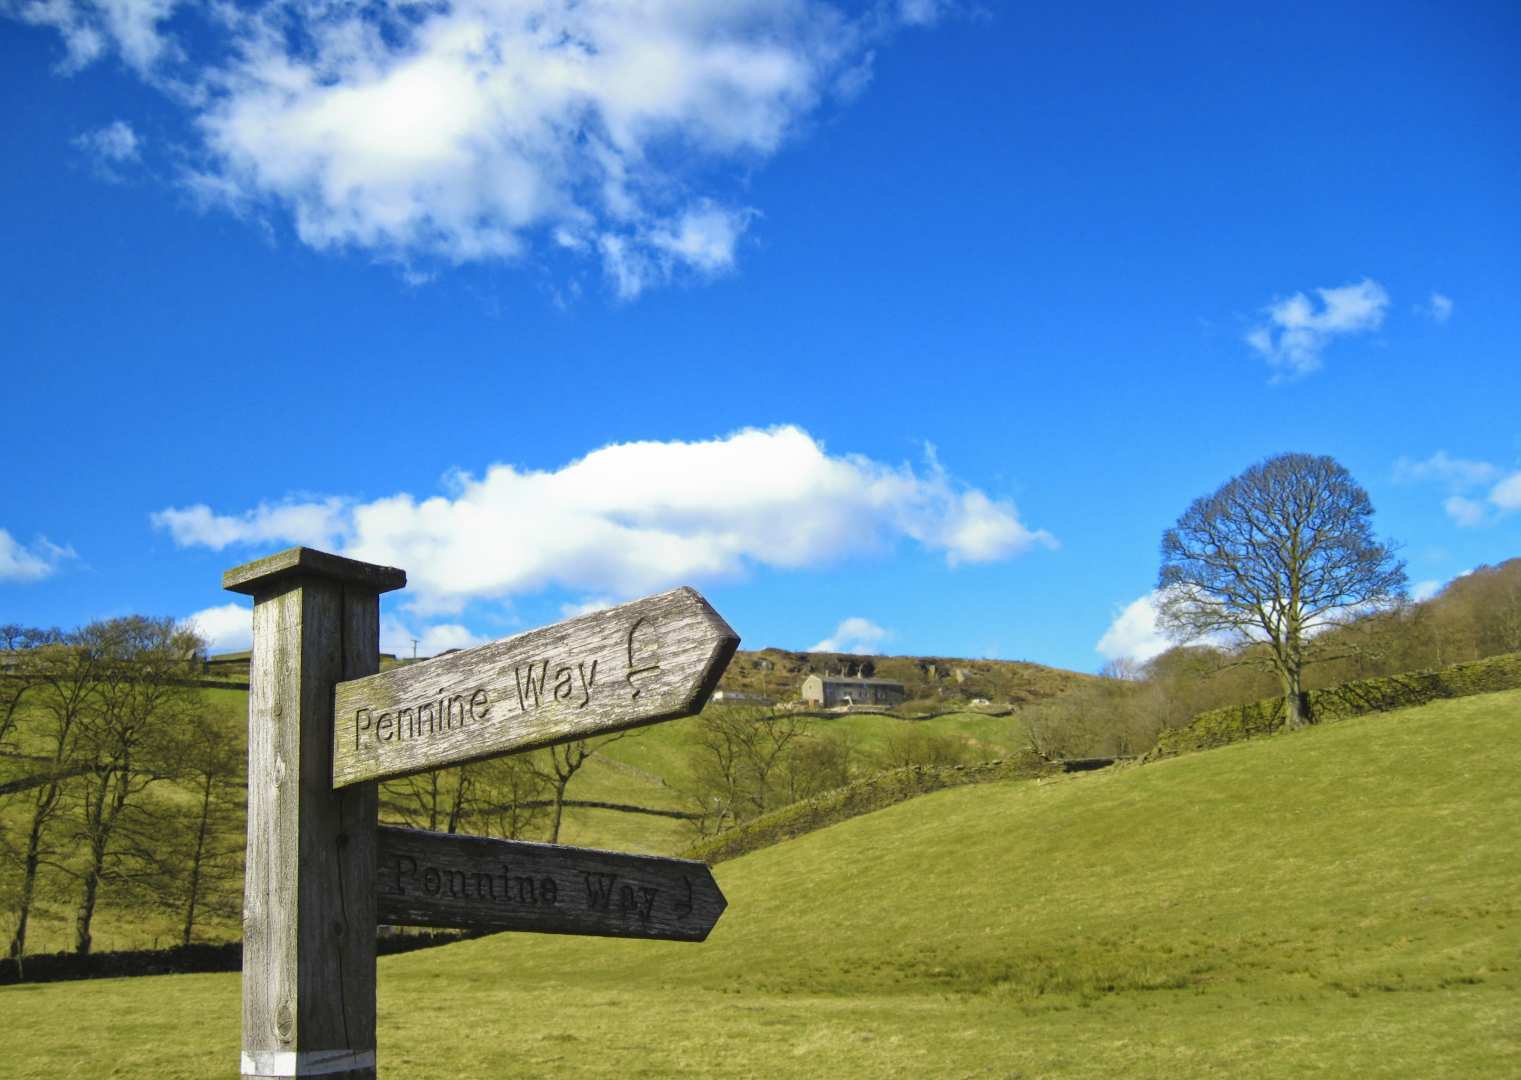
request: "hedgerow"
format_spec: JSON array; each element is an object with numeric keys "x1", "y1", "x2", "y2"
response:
[{"x1": 1150, "y1": 651, "x2": 1521, "y2": 758}]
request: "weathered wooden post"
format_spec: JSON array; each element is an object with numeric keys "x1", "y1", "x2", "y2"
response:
[
  {"x1": 226, "y1": 546, "x2": 735, "y2": 1077},
  {"x1": 225, "y1": 548, "x2": 406, "y2": 1080}
]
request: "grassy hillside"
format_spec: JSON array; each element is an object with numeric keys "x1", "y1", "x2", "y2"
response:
[
  {"x1": 1, "y1": 685, "x2": 1029, "y2": 952},
  {"x1": 3, "y1": 689, "x2": 1516, "y2": 1077}
]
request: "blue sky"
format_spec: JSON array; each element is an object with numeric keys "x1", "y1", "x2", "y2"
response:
[{"x1": 3, "y1": 1, "x2": 1519, "y2": 672}]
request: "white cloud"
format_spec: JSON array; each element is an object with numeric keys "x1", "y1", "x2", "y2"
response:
[
  {"x1": 74, "y1": 119, "x2": 141, "y2": 163},
  {"x1": 13, "y1": 0, "x2": 108, "y2": 72},
  {"x1": 1398, "y1": 450, "x2": 1521, "y2": 528},
  {"x1": 1489, "y1": 472, "x2": 1521, "y2": 512},
  {"x1": 0, "y1": 529, "x2": 75, "y2": 582},
  {"x1": 152, "y1": 425, "x2": 1054, "y2": 613},
  {"x1": 151, "y1": 497, "x2": 350, "y2": 551},
  {"x1": 12, "y1": 0, "x2": 939, "y2": 295},
  {"x1": 1417, "y1": 291, "x2": 1454, "y2": 324},
  {"x1": 1443, "y1": 495, "x2": 1488, "y2": 528},
  {"x1": 1095, "y1": 592, "x2": 1174, "y2": 665},
  {"x1": 379, "y1": 617, "x2": 487, "y2": 660},
  {"x1": 1245, "y1": 277, "x2": 1389, "y2": 378},
  {"x1": 1394, "y1": 450, "x2": 1500, "y2": 489},
  {"x1": 184, "y1": 601, "x2": 252, "y2": 652},
  {"x1": 14, "y1": 0, "x2": 181, "y2": 74},
  {"x1": 810, "y1": 616, "x2": 890, "y2": 654}
]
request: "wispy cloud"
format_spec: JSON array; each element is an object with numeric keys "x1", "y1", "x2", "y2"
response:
[
  {"x1": 1245, "y1": 277, "x2": 1389, "y2": 379},
  {"x1": 74, "y1": 119, "x2": 140, "y2": 164},
  {"x1": 1397, "y1": 450, "x2": 1521, "y2": 528},
  {"x1": 152, "y1": 425, "x2": 1055, "y2": 615},
  {"x1": 1394, "y1": 450, "x2": 1500, "y2": 489},
  {"x1": 0, "y1": 529, "x2": 75, "y2": 583},
  {"x1": 811, "y1": 617, "x2": 891, "y2": 654},
  {"x1": 14, "y1": 0, "x2": 940, "y2": 297},
  {"x1": 151, "y1": 497, "x2": 350, "y2": 551},
  {"x1": 1416, "y1": 291, "x2": 1454, "y2": 324}
]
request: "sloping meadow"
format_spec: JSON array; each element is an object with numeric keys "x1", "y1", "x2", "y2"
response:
[{"x1": 1, "y1": 690, "x2": 1516, "y2": 1077}]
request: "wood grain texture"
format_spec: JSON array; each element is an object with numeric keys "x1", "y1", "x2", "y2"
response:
[
  {"x1": 376, "y1": 826, "x2": 726, "y2": 942},
  {"x1": 332, "y1": 587, "x2": 739, "y2": 788},
  {"x1": 235, "y1": 555, "x2": 391, "y2": 1080}
]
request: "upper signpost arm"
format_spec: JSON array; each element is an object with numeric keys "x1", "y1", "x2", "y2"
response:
[{"x1": 331, "y1": 586, "x2": 739, "y2": 788}]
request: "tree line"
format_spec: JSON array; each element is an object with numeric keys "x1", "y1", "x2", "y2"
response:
[
  {"x1": 0, "y1": 617, "x2": 655, "y2": 962},
  {"x1": 0, "y1": 618, "x2": 242, "y2": 965}
]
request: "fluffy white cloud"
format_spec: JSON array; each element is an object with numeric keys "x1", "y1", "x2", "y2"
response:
[
  {"x1": 184, "y1": 601, "x2": 253, "y2": 652},
  {"x1": 0, "y1": 529, "x2": 75, "y2": 582},
  {"x1": 1245, "y1": 277, "x2": 1389, "y2": 378},
  {"x1": 152, "y1": 425, "x2": 1054, "y2": 613},
  {"x1": 810, "y1": 616, "x2": 890, "y2": 654},
  {"x1": 74, "y1": 119, "x2": 141, "y2": 163},
  {"x1": 14, "y1": 0, "x2": 934, "y2": 295},
  {"x1": 1095, "y1": 592, "x2": 1174, "y2": 665}
]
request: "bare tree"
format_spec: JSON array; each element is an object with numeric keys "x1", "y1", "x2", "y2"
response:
[
  {"x1": 382, "y1": 766, "x2": 475, "y2": 834},
  {"x1": 68, "y1": 617, "x2": 202, "y2": 955},
  {"x1": 0, "y1": 626, "x2": 62, "y2": 752},
  {"x1": 1158, "y1": 453, "x2": 1406, "y2": 730},
  {"x1": 684, "y1": 707, "x2": 814, "y2": 834},
  {"x1": 137, "y1": 702, "x2": 246, "y2": 947},
  {"x1": 468, "y1": 755, "x2": 552, "y2": 840},
  {"x1": 6, "y1": 628, "x2": 106, "y2": 961},
  {"x1": 528, "y1": 733, "x2": 628, "y2": 843}
]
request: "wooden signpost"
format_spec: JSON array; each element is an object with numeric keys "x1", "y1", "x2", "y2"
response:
[
  {"x1": 332, "y1": 587, "x2": 738, "y2": 787},
  {"x1": 225, "y1": 547, "x2": 737, "y2": 1079}
]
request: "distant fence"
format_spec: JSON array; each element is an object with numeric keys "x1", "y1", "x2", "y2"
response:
[{"x1": 1150, "y1": 650, "x2": 1521, "y2": 758}]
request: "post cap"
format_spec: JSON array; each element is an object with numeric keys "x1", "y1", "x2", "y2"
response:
[{"x1": 223, "y1": 547, "x2": 407, "y2": 596}]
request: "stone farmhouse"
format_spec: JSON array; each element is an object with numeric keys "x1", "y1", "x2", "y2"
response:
[{"x1": 801, "y1": 674, "x2": 907, "y2": 707}]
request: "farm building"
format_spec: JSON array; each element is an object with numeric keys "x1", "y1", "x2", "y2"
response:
[{"x1": 801, "y1": 674, "x2": 907, "y2": 707}]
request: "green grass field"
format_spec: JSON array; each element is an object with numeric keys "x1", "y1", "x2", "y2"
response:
[{"x1": 2, "y1": 689, "x2": 1517, "y2": 1077}]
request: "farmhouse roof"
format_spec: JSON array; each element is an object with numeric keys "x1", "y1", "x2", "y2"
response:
[{"x1": 816, "y1": 675, "x2": 905, "y2": 687}]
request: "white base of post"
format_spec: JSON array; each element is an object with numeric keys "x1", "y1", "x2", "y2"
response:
[{"x1": 242, "y1": 1049, "x2": 377, "y2": 1077}]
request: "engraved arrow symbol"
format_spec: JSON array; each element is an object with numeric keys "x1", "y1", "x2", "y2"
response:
[{"x1": 626, "y1": 616, "x2": 661, "y2": 700}]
